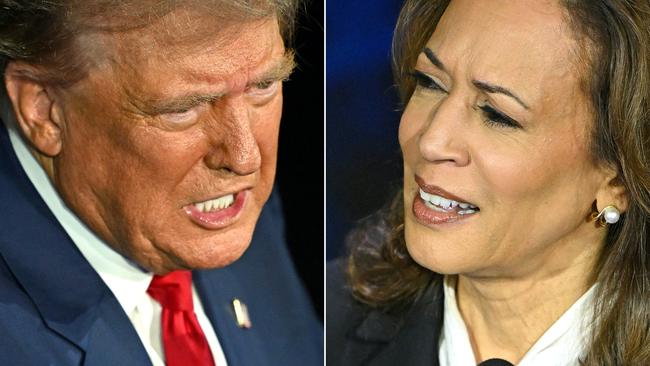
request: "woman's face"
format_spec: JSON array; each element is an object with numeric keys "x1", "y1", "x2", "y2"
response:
[{"x1": 400, "y1": 0, "x2": 613, "y2": 278}]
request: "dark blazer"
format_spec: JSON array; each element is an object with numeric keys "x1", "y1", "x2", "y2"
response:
[
  {"x1": 0, "y1": 123, "x2": 322, "y2": 366},
  {"x1": 326, "y1": 260, "x2": 444, "y2": 366}
]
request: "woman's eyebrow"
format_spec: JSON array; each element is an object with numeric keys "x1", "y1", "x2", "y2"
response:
[
  {"x1": 473, "y1": 80, "x2": 530, "y2": 110},
  {"x1": 421, "y1": 47, "x2": 530, "y2": 110},
  {"x1": 423, "y1": 48, "x2": 448, "y2": 73}
]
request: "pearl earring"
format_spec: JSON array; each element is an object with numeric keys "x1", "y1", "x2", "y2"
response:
[{"x1": 591, "y1": 205, "x2": 621, "y2": 227}]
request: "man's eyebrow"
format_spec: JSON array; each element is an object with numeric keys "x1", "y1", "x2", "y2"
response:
[
  {"x1": 138, "y1": 93, "x2": 224, "y2": 115},
  {"x1": 472, "y1": 80, "x2": 530, "y2": 110},
  {"x1": 253, "y1": 50, "x2": 296, "y2": 82},
  {"x1": 423, "y1": 48, "x2": 448, "y2": 73},
  {"x1": 137, "y1": 51, "x2": 297, "y2": 115}
]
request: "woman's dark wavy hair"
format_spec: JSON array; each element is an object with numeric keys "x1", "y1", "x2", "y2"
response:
[{"x1": 348, "y1": 0, "x2": 650, "y2": 364}]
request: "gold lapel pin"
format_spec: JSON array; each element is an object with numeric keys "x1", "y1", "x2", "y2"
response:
[{"x1": 232, "y1": 298, "x2": 252, "y2": 329}]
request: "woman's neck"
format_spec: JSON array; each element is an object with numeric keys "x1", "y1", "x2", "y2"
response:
[{"x1": 455, "y1": 236, "x2": 602, "y2": 363}]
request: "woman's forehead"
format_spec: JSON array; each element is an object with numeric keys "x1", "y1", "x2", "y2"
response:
[
  {"x1": 422, "y1": 0, "x2": 585, "y2": 112},
  {"x1": 429, "y1": 0, "x2": 574, "y2": 70}
]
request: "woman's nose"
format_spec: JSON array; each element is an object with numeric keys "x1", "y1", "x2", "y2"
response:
[{"x1": 417, "y1": 99, "x2": 470, "y2": 167}]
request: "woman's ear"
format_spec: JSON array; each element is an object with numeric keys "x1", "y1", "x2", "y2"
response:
[
  {"x1": 595, "y1": 165, "x2": 629, "y2": 214},
  {"x1": 4, "y1": 62, "x2": 64, "y2": 157}
]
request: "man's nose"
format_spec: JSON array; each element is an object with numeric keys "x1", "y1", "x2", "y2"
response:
[
  {"x1": 203, "y1": 97, "x2": 261, "y2": 176},
  {"x1": 417, "y1": 98, "x2": 470, "y2": 167}
]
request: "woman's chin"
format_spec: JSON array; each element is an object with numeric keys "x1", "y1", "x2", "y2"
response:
[
  {"x1": 406, "y1": 240, "x2": 460, "y2": 275},
  {"x1": 404, "y1": 221, "x2": 483, "y2": 275}
]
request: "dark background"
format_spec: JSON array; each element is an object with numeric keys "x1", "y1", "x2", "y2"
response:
[
  {"x1": 277, "y1": 0, "x2": 324, "y2": 319},
  {"x1": 277, "y1": 0, "x2": 405, "y2": 319},
  {"x1": 326, "y1": 0, "x2": 403, "y2": 261}
]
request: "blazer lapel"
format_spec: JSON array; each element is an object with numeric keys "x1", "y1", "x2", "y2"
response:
[
  {"x1": 0, "y1": 123, "x2": 151, "y2": 366},
  {"x1": 343, "y1": 277, "x2": 444, "y2": 366},
  {"x1": 339, "y1": 309, "x2": 405, "y2": 366}
]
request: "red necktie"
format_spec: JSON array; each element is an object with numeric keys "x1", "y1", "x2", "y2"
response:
[{"x1": 147, "y1": 271, "x2": 216, "y2": 366}]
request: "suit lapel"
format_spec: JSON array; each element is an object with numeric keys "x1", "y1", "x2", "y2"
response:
[
  {"x1": 194, "y1": 268, "x2": 266, "y2": 366},
  {"x1": 81, "y1": 295, "x2": 153, "y2": 366},
  {"x1": 194, "y1": 191, "x2": 320, "y2": 366},
  {"x1": 342, "y1": 277, "x2": 444, "y2": 366},
  {"x1": 0, "y1": 123, "x2": 151, "y2": 366}
]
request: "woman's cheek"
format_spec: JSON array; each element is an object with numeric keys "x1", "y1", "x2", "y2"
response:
[{"x1": 398, "y1": 106, "x2": 423, "y2": 161}]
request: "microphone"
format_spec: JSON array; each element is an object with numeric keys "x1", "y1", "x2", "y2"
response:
[{"x1": 477, "y1": 359, "x2": 514, "y2": 366}]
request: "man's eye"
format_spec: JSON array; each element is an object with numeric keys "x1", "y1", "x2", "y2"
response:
[
  {"x1": 410, "y1": 70, "x2": 447, "y2": 93},
  {"x1": 248, "y1": 80, "x2": 280, "y2": 96},
  {"x1": 159, "y1": 108, "x2": 199, "y2": 125},
  {"x1": 256, "y1": 80, "x2": 275, "y2": 90},
  {"x1": 478, "y1": 104, "x2": 522, "y2": 129}
]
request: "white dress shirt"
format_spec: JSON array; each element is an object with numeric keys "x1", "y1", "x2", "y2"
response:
[
  {"x1": 439, "y1": 276, "x2": 595, "y2": 366},
  {"x1": 1, "y1": 97, "x2": 228, "y2": 366}
]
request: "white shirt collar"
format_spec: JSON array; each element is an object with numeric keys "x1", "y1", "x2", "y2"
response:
[
  {"x1": 1, "y1": 94, "x2": 152, "y2": 316},
  {"x1": 439, "y1": 275, "x2": 595, "y2": 366}
]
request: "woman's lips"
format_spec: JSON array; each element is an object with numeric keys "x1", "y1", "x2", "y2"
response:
[
  {"x1": 415, "y1": 175, "x2": 476, "y2": 205},
  {"x1": 184, "y1": 190, "x2": 247, "y2": 230},
  {"x1": 411, "y1": 176, "x2": 479, "y2": 226},
  {"x1": 412, "y1": 193, "x2": 476, "y2": 225}
]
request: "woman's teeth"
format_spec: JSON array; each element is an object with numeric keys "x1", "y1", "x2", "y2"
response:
[
  {"x1": 193, "y1": 194, "x2": 235, "y2": 213},
  {"x1": 419, "y1": 189, "x2": 478, "y2": 215}
]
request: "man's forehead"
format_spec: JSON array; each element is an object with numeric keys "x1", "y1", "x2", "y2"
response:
[
  {"x1": 98, "y1": 16, "x2": 287, "y2": 100},
  {"x1": 109, "y1": 14, "x2": 283, "y2": 66},
  {"x1": 110, "y1": 6, "x2": 279, "y2": 47}
]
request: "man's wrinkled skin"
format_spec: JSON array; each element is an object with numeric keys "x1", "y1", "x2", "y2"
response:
[{"x1": 5, "y1": 12, "x2": 294, "y2": 274}]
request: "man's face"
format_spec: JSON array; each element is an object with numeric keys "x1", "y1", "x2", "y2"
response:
[{"x1": 51, "y1": 13, "x2": 291, "y2": 273}]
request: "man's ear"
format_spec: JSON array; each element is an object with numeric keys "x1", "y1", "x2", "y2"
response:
[
  {"x1": 4, "y1": 62, "x2": 64, "y2": 157},
  {"x1": 595, "y1": 164, "x2": 629, "y2": 214}
]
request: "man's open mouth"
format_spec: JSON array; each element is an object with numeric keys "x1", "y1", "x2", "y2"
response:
[
  {"x1": 192, "y1": 194, "x2": 236, "y2": 213},
  {"x1": 184, "y1": 191, "x2": 248, "y2": 230}
]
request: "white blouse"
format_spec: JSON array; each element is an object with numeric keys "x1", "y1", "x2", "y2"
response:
[{"x1": 438, "y1": 276, "x2": 595, "y2": 366}]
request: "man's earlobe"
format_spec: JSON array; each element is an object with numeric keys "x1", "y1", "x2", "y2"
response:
[{"x1": 4, "y1": 62, "x2": 63, "y2": 157}]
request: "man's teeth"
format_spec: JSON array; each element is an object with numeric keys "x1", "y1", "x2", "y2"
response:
[
  {"x1": 419, "y1": 189, "x2": 478, "y2": 211},
  {"x1": 194, "y1": 194, "x2": 235, "y2": 213}
]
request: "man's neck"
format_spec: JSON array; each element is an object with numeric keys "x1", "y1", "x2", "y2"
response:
[{"x1": 456, "y1": 232, "x2": 603, "y2": 363}]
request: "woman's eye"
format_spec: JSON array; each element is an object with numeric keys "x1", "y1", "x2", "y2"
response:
[
  {"x1": 478, "y1": 104, "x2": 522, "y2": 129},
  {"x1": 410, "y1": 70, "x2": 447, "y2": 93}
]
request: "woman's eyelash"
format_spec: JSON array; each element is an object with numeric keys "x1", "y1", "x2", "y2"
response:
[
  {"x1": 410, "y1": 71, "x2": 446, "y2": 92},
  {"x1": 478, "y1": 104, "x2": 522, "y2": 129},
  {"x1": 408, "y1": 71, "x2": 521, "y2": 129}
]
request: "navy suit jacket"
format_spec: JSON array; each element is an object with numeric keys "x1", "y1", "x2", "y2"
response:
[{"x1": 0, "y1": 123, "x2": 322, "y2": 365}]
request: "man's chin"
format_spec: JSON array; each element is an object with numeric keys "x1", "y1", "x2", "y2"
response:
[
  {"x1": 137, "y1": 234, "x2": 254, "y2": 274},
  {"x1": 184, "y1": 242, "x2": 251, "y2": 270},
  {"x1": 124, "y1": 211, "x2": 261, "y2": 273},
  {"x1": 183, "y1": 238, "x2": 252, "y2": 270}
]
